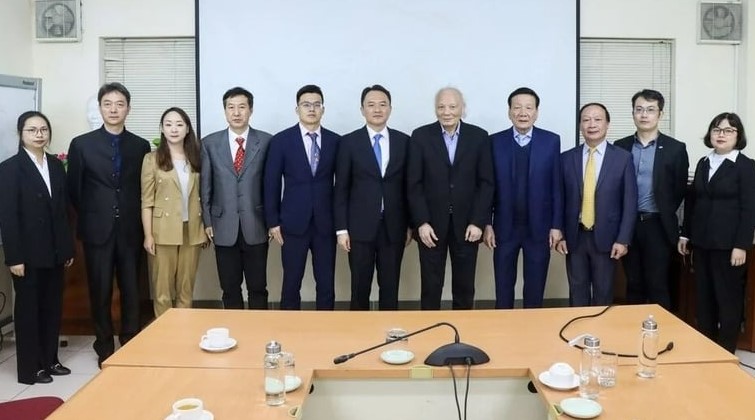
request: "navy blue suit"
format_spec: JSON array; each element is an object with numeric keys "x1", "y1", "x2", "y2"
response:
[
  {"x1": 264, "y1": 124, "x2": 340, "y2": 309},
  {"x1": 561, "y1": 142, "x2": 637, "y2": 306},
  {"x1": 490, "y1": 127, "x2": 562, "y2": 308}
]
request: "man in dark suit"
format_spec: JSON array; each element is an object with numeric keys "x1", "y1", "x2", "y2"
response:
[
  {"x1": 334, "y1": 85, "x2": 411, "y2": 310},
  {"x1": 200, "y1": 87, "x2": 272, "y2": 310},
  {"x1": 67, "y1": 83, "x2": 150, "y2": 366},
  {"x1": 407, "y1": 87, "x2": 494, "y2": 310},
  {"x1": 264, "y1": 85, "x2": 340, "y2": 310},
  {"x1": 614, "y1": 90, "x2": 688, "y2": 310},
  {"x1": 484, "y1": 87, "x2": 562, "y2": 309},
  {"x1": 556, "y1": 103, "x2": 637, "y2": 306}
]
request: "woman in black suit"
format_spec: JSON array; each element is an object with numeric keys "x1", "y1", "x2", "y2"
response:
[
  {"x1": 678, "y1": 112, "x2": 755, "y2": 353},
  {"x1": 0, "y1": 111, "x2": 75, "y2": 384}
]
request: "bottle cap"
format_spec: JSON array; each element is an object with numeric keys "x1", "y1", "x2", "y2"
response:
[
  {"x1": 642, "y1": 315, "x2": 658, "y2": 331},
  {"x1": 584, "y1": 336, "x2": 600, "y2": 348},
  {"x1": 266, "y1": 340, "x2": 282, "y2": 354}
]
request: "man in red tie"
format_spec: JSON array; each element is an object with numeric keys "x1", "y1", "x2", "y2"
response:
[{"x1": 200, "y1": 87, "x2": 273, "y2": 309}]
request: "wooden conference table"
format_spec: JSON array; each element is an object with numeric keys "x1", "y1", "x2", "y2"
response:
[{"x1": 50, "y1": 305, "x2": 750, "y2": 419}]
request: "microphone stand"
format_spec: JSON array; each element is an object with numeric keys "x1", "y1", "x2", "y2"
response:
[{"x1": 333, "y1": 322, "x2": 489, "y2": 366}]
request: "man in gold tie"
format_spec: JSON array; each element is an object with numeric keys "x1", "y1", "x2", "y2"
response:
[{"x1": 556, "y1": 103, "x2": 637, "y2": 306}]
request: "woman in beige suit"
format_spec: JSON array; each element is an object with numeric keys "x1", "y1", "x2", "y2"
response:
[{"x1": 141, "y1": 107, "x2": 206, "y2": 317}]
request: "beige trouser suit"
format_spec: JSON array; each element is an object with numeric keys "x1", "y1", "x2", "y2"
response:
[{"x1": 141, "y1": 152, "x2": 206, "y2": 317}]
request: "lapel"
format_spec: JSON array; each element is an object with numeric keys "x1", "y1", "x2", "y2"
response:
[
  {"x1": 453, "y1": 121, "x2": 471, "y2": 167},
  {"x1": 217, "y1": 130, "x2": 237, "y2": 175},
  {"x1": 358, "y1": 127, "x2": 382, "y2": 177},
  {"x1": 430, "y1": 122, "x2": 452, "y2": 166},
  {"x1": 19, "y1": 151, "x2": 52, "y2": 202},
  {"x1": 651, "y1": 134, "x2": 665, "y2": 193},
  {"x1": 572, "y1": 145, "x2": 585, "y2": 197},
  {"x1": 707, "y1": 156, "x2": 734, "y2": 189},
  {"x1": 499, "y1": 128, "x2": 517, "y2": 184},
  {"x1": 596, "y1": 142, "x2": 611, "y2": 191},
  {"x1": 239, "y1": 129, "x2": 261, "y2": 176},
  {"x1": 384, "y1": 128, "x2": 402, "y2": 177}
]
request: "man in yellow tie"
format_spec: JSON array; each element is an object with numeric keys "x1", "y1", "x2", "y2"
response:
[{"x1": 556, "y1": 103, "x2": 638, "y2": 306}]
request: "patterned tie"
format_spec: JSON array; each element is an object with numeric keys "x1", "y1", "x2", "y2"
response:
[
  {"x1": 581, "y1": 147, "x2": 597, "y2": 229},
  {"x1": 308, "y1": 132, "x2": 319, "y2": 176},
  {"x1": 373, "y1": 133, "x2": 382, "y2": 175},
  {"x1": 234, "y1": 137, "x2": 245, "y2": 174}
]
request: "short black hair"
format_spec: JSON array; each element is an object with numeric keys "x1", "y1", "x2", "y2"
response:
[
  {"x1": 507, "y1": 87, "x2": 540, "y2": 108},
  {"x1": 360, "y1": 84, "x2": 392, "y2": 106},
  {"x1": 632, "y1": 89, "x2": 665, "y2": 111},
  {"x1": 17, "y1": 110, "x2": 52, "y2": 150},
  {"x1": 704, "y1": 112, "x2": 747, "y2": 150},
  {"x1": 222, "y1": 87, "x2": 254, "y2": 108},
  {"x1": 296, "y1": 84, "x2": 323, "y2": 104},
  {"x1": 98, "y1": 82, "x2": 131, "y2": 105},
  {"x1": 579, "y1": 102, "x2": 611, "y2": 123}
]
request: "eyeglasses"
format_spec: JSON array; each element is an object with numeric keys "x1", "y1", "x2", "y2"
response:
[
  {"x1": 23, "y1": 127, "x2": 50, "y2": 136},
  {"x1": 298, "y1": 102, "x2": 323, "y2": 110},
  {"x1": 633, "y1": 107, "x2": 659, "y2": 115},
  {"x1": 711, "y1": 127, "x2": 738, "y2": 136}
]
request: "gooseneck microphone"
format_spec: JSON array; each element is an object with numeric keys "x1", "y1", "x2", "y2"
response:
[{"x1": 333, "y1": 322, "x2": 490, "y2": 366}]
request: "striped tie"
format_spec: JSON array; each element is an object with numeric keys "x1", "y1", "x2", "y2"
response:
[
  {"x1": 581, "y1": 147, "x2": 597, "y2": 229},
  {"x1": 308, "y1": 132, "x2": 319, "y2": 175}
]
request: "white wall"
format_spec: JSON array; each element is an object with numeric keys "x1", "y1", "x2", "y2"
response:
[{"x1": 3, "y1": 0, "x2": 753, "y2": 304}]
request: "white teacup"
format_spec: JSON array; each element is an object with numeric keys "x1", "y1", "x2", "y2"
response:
[
  {"x1": 202, "y1": 327, "x2": 230, "y2": 348},
  {"x1": 172, "y1": 397, "x2": 203, "y2": 420},
  {"x1": 548, "y1": 362, "x2": 576, "y2": 387}
]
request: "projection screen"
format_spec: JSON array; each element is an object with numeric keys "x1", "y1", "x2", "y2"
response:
[{"x1": 197, "y1": 0, "x2": 578, "y2": 146}]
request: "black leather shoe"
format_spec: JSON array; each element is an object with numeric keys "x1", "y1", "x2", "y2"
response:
[
  {"x1": 35, "y1": 369, "x2": 53, "y2": 384},
  {"x1": 47, "y1": 363, "x2": 71, "y2": 376}
]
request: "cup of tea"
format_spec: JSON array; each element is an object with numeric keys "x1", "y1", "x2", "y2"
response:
[
  {"x1": 171, "y1": 397, "x2": 203, "y2": 420},
  {"x1": 202, "y1": 327, "x2": 230, "y2": 348},
  {"x1": 385, "y1": 328, "x2": 408, "y2": 349}
]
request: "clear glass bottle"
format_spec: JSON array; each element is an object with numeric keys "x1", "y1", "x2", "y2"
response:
[
  {"x1": 579, "y1": 336, "x2": 601, "y2": 399},
  {"x1": 264, "y1": 340, "x2": 286, "y2": 406},
  {"x1": 638, "y1": 315, "x2": 659, "y2": 378}
]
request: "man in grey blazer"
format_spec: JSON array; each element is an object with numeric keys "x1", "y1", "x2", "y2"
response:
[{"x1": 200, "y1": 87, "x2": 273, "y2": 309}]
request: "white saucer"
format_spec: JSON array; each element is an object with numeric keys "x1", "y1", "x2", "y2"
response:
[
  {"x1": 199, "y1": 337, "x2": 237, "y2": 352},
  {"x1": 165, "y1": 409, "x2": 214, "y2": 420},
  {"x1": 538, "y1": 371, "x2": 580, "y2": 391},
  {"x1": 380, "y1": 349, "x2": 414, "y2": 365},
  {"x1": 559, "y1": 397, "x2": 602, "y2": 419},
  {"x1": 285, "y1": 375, "x2": 302, "y2": 392}
]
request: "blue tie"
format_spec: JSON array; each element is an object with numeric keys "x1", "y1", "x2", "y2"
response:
[
  {"x1": 308, "y1": 132, "x2": 319, "y2": 176},
  {"x1": 373, "y1": 133, "x2": 382, "y2": 175}
]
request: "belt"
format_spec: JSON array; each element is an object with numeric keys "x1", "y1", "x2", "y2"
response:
[
  {"x1": 638, "y1": 212, "x2": 659, "y2": 222},
  {"x1": 579, "y1": 223, "x2": 594, "y2": 232}
]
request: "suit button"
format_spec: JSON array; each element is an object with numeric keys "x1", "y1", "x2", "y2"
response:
[
  {"x1": 164, "y1": 197, "x2": 169, "y2": 200},
  {"x1": 450, "y1": 184, "x2": 454, "y2": 189},
  {"x1": 165, "y1": 213, "x2": 170, "y2": 216}
]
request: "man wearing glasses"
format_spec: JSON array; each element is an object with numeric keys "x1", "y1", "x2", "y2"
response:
[
  {"x1": 264, "y1": 85, "x2": 341, "y2": 310},
  {"x1": 614, "y1": 89, "x2": 689, "y2": 310}
]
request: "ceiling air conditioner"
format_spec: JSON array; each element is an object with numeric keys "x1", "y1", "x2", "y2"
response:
[
  {"x1": 35, "y1": 0, "x2": 81, "y2": 42},
  {"x1": 698, "y1": 2, "x2": 743, "y2": 44}
]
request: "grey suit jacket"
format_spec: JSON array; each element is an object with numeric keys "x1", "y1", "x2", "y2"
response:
[{"x1": 200, "y1": 127, "x2": 272, "y2": 246}]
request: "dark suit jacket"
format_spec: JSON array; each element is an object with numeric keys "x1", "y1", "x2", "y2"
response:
[
  {"x1": 490, "y1": 126, "x2": 563, "y2": 240},
  {"x1": 615, "y1": 133, "x2": 689, "y2": 245},
  {"x1": 334, "y1": 126, "x2": 409, "y2": 243},
  {"x1": 407, "y1": 121, "x2": 494, "y2": 239},
  {"x1": 683, "y1": 153, "x2": 755, "y2": 250},
  {"x1": 264, "y1": 124, "x2": 340, "y2": 235},
  {"x1": 67, "y1": 126, "x2": 150, "y2": 245},
  {"x1": 0, "y1": 151, "x2": 74, "y2": 268},
  {"x1": 561, "y1": 142, "x2": 638, "y2": 252}
]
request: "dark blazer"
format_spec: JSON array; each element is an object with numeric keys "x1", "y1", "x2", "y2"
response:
[
  {"x1": 490, "y1": 126, "x2": 563, "y2": 240},
  {"x1": 334, "y1": 127, "x2": 409, "y2": 243},
  {"x1": 67, "y1": 126, "x2": 150, "y2": 245},
  {"x1": 407, "y1": 121, "x2": 494, "y2": 239},
  {"x1": 683, "y1": 153, "x2": 755, "y2": 250},
  {"x1": 264, "y1": 124, "x2": 340, "y2": 235},
  {"x1": 614, "y1": 133, "x2": 689, "y2": 245},
  {"x1": 0, "y1": 151, "x2": 74, "y2": 268},
  {"x1": 561, "y1": 142, "x2": 638, "y2": 252}
]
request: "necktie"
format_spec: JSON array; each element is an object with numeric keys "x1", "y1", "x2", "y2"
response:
[
  {"x1": 308, "y1": 132, "x2": 319, "y2": 175},
  {"x1": 234, "y1": 137, "x2": 245, "y2": 174},
  {"x1": 373, "y1": 133, "x2": 383, "y2": 175},
  {"x1": 581, "y1": 147, "x2": 597, "y2": 229}
]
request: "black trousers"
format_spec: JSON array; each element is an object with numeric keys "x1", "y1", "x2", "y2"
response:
[
  {"x1": 83, "y1": 221, "x2": 142, "y2": 361},
  {"x1": 12, "y1": 266, "x2": 64, "y2": 384},
  {"x1": 214, "y1": 226, "x2": 269, "y2": 310},
  {"x1": 693, "y1": 248, "x2": 746, "y2": 354},
  {"x1": 418, "y1": 215, "x2": 479, "y2": 310},
  {"x1": 565, "y1": 229, "x2": 617, "y2": 307},
  {"x1": 349, "y1": 219, "x2": 405, "y2": 311},
  {"x1": 622, "y1": 216, "x2": 673, "y2": 309}
]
